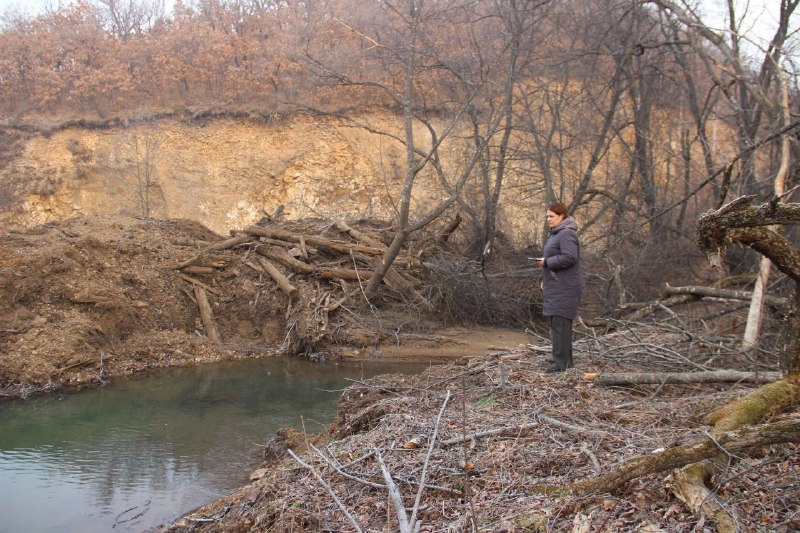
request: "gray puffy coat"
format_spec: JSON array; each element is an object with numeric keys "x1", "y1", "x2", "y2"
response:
[{"x1": 542, "y1": 217, "x2": 582, "y2": 320}]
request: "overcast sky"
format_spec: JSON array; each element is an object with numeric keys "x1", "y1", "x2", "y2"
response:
[
  {"x1": 0, "y1": 0, "x2": 174, "y2": 17},
  {"x1": 0, "y1": 0, "x2": 64, "y2": 16}
]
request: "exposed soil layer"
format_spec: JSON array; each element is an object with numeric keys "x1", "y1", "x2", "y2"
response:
[{"x1": 0, "y1": 215, "x2": 530, "y2": 397}]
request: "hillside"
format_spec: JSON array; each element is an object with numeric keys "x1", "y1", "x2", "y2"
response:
[
  {"x1": 0, "y1": 112, "x2": 536, "y2": 245},
  {"x1": 1, "y1": 116, "x2": 796, "y2": 533}
]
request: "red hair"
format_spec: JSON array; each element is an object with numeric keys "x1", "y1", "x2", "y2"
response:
[{"x1": 547, "y1": 202, "x2": 568, "y2": 217}]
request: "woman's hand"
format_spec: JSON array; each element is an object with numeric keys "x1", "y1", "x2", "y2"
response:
[{"x1": 529, "y1": 257, "x2": 545, "y2": 269}]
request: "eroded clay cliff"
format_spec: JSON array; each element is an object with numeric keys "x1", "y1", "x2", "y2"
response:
[{"x1": 0, "y1": 112, "x2": 535, "y2": 243}]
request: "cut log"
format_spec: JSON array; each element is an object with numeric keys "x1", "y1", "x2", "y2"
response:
[
  {"x1": 252, "y1": 236, "x2": 319, "y2": 255},
  {"x1": 381, "y1": 265, "x2": 433, "y2": 311},
  {"x1": 181, "y1": 266, "x2": 215, "y2": 275},
  {"x1": 663, "y1": 285, "x2": 788, "y2": 307},
  {"x1": 173, "y1": 234, "x2": 252, "y2": 269},
  {"x1": 318, "y1": 268, "x2": 373, "y2": 281},
  {"x1": 171, "y1": 237, "x2": 210, "y2": 247},
  {"x1": 350, "y1": 251, "x2": 419, "y2": 270},
  {"x1": 586, "y1": 370, "x2": 781, "y2": 386},
  {"x1": 244, "y1": 225, "x2": 385, "y2": 256},
  {"x1": 257, "y1": 257, "x2": 299, "y2": 301},
  {"x1": 176, "y1": 273, "x2": 220, "y2": 295},
  {"x1": 255, "y1": 245, "x2": 315, "y2": 274},
  {"x1": 193, "y1": 287, "x2": 221, "y2": 343},
  {"x1": 334, "y1": 219, "x2": 384, "y2": 248}
]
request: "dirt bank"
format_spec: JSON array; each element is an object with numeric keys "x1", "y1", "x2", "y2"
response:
[
  {"x1": 0, "y1": 215, "x2": 532, "y2": 398},
  {"x1": 0, "y1": 113, "x2": 537, "y2": 246}
]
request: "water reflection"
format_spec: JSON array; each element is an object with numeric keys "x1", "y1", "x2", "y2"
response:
[{"x1": 0, "y1": 357, "x2": 432, "y2": 533}]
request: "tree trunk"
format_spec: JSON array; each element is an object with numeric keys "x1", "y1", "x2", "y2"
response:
[
  {"x1": 193, "y1": 286, "x2": 221, "y2": 343},
  {"x1": 586, "y1": 370, "x2": 781, "y2": 386},
  {"x1": 663, "y1": 285, "x2": 787, "y2": 307},
  {"x1": 742, "y1": 70, "x2": 790, "y2": 351},
  {"x1": 256, "y1": 257, "x2": 299, "y2": 301},
  {"x1": 549, "y1": 417, "x2": 800, "y2": 496},
  {"x1": 742, "y1": 256, "x2": 771, "y2": 350},
  {"x1": 364, "y1": 230, "x2": 408, "y2": 296},
  {"x1": 783, "y1": 287, "x2": 800, "y2": 374}
]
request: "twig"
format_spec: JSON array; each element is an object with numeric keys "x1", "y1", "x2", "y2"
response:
[
  {"x1": 375, "y1": 448, "x2": 412, "y2": 533},
  {"x1": 538, "y1": 414, "x2": 605, "y2": 436},
  {"x1": 580, "y1": 442, "x2": 602, "y2": 471},
  {"x1": 113, "y1": 500, "x2": 151, "y2": 527},
  {"x1": 409, "y1": 391, "x2": 452, "y2": 527},
  {"x1": 183, "y1": 506, "x2": 230, "y2": 523},
  {"x1": 441, "y1": 421, "x2": 540, "y2": 447},
  {"x1": 310, "y1": 443, "x2": 385, "y2": 489},
  {"x1": 288, "y1": 449, "x2": 364, "y2": 533}
]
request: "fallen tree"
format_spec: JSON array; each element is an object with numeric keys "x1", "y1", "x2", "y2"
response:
[
  {"x1": 647, "y1": 194, "x2": 800, "y2": 531},
  {"x1": 540, "y1": 194, "x2": 800, "y2": 532},
  {"x1": 585, "y1": 370, "x2": 781, "y2": 385},
  {"x1": 540, "y1": 416, "x2": 800, "y2": 496},
  {"x1": 662, "y1": 285, "x2": 788, "y2": 307}
]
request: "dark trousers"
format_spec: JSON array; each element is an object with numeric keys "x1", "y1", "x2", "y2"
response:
[{"x1": 550, "y1": 315, "x2": 573, "y2": 370}]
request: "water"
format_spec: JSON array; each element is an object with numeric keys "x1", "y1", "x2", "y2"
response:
[{"x1": 0, "y1": 357, "x2": 433, "y2": 533}]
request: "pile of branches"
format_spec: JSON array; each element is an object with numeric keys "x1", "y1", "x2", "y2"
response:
[
  {"x1": 425, "y1": 251, "x2": 540, "y2": 328},
  {"x1": 171, "y1": 218, "x2": 420, "y2": 352},
  {"x1": 171, "y1": 217, "x2": 542, "y2": 354},
  {"x1": 169, "y1": 320, "x2": 799, "y2": 532}
]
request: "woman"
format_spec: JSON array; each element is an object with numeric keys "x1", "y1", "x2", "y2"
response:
[{"x1": 535, "y1": 202, "x2": 582, "y2": 373}]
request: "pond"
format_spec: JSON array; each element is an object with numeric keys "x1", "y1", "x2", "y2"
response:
[{"x1": 0, "y1": 357, "x2": 433, "y2": 533}]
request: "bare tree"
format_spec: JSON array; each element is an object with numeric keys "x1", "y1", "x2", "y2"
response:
[
  {"x1": 648, "y1": 0, "x2": 799, "y2": 200},
  {"x1": 306, "y1": 0, "x2": 515, "y2": 297},
  {"x1": 649, "y1": 0, "x2": 800, "y2": 347},
  {"x1": 452, "y1": 0, "x2": 552, "y2": 260},
  {"x1": 94, "y1": 0, "x2": 164, "y2": 39},
  {"x1": 129, "y1": 128, "x2": 161, "y2": 219}
]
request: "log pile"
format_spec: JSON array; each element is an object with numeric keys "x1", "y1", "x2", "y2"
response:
[{"x1": 169, "y1": 219, "x2": 432, "y2": 351}]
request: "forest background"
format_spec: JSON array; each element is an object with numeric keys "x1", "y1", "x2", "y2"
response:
[
  {"x1": 1, "y1": 0, "x2": 798, "y2": 320},
  {"x1": 2, "y1": 1, "x2": 800, "y2": 531}
]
